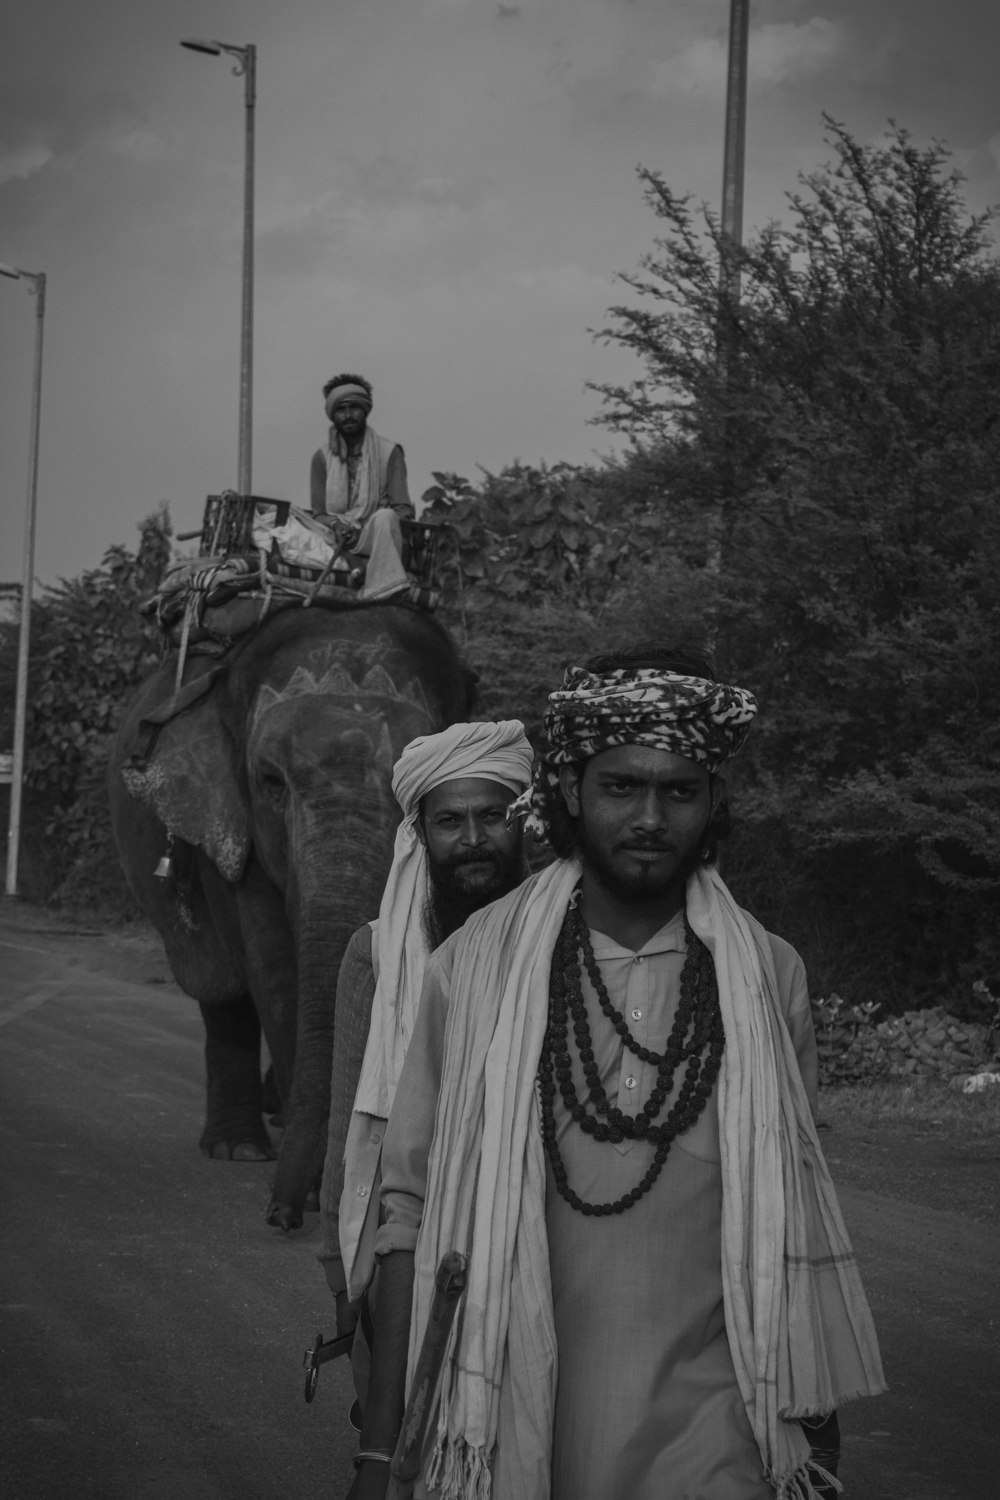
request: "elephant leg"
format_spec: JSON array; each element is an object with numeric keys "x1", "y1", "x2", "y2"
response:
[{"x1": 198, "y1": 997, "x2": 276, "y2": 1162}]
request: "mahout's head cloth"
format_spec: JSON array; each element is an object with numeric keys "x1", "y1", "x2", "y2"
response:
[{"x1": 325, "y1": 382, "x2": 373, "y2": 419}]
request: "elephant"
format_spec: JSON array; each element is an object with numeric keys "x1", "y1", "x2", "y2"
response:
[{"x1": 109, "y1": 603, "x2": 473, "y2": 1230}]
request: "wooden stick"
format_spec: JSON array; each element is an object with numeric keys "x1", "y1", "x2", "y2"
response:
[{"x1": 389, "y1": 1252, "x2": 468, "y2": 1495}]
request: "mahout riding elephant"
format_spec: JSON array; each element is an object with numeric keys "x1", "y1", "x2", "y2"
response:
[{"x1": 109, "y1": 604, "x2": 473, "y2": 1230}]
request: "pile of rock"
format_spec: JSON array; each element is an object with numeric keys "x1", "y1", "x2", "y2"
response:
[
  {"x1": 812, "y1": 994, "x2": 995, "y2": 1086},
  {"x1": 874, "y1": 1006, "x2": 989, "y2": 1081}
]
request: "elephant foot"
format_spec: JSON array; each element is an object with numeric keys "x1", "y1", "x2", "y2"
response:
[
  {"x1": 266, "y1": 1198, "x2": 304, "y2": 1233},
  {"x1": 204, "y1": 1139, "x2": 277, "y2": 1162},
  {"x1": 200, "y1": 1121, "x2": 277, "y2": 1162}
]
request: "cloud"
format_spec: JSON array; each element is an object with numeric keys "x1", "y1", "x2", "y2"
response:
[
  {"x1": 948, "y1": 132, "x2": 1000, "y2": 218},
  {"x1": 649, "y1": 37, "x2": 725, "y2": 98},
  {"x1": 566, "y1": 12, "x2": 849, "y2": 126},
  {"x1": 258, "y1": 164, "x2": 507, "y2": 280},
  {"x1": 0, "y1": 141, "x2": 53, "y2": 187},
  {"x1": 105, "y1": 126, "x2": 173, "y2": 165},
  {"x1": 750, "y1": 18, "x2": 845, "y2": 85},
  {"x1": 650, "y1": 17, "x2": 846, "y2": 99}
]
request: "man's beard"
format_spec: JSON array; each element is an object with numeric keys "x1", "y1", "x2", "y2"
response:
[
  {"x1": 423, "y1": 846, "x2": 524, "y2": 948},
  {"x1": 576, "y1": 813, "x2": 706, "y2": 906}
]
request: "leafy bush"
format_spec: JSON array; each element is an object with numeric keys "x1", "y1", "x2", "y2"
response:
[{"x1": 7, "y1": 508, "x2": 171, "y2": 909}]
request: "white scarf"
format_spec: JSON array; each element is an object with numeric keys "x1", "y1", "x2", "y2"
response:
[
  {"x1": 408, "y1": 862, "x2": 885, "y2": 1500},
  {"x1": 352, "y1": 721, "x2": 534, "y2": 1122},
  {"x1": 323, "y1": 426, "x2": 396, "y2": 523}
]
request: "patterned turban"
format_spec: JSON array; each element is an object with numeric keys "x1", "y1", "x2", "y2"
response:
[
  {"x1": 354, "y1": 720, "x2": 533, "y2": 1120},
  {"x1": 325, "y1": 382, "x2": 374, "y2": 419},
  {"x1": 516, "y1": 664, "x2": 757, "y2": 836}
]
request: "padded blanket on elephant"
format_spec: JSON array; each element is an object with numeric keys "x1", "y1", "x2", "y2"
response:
[
  {"x1": 144, "y1": 501, "x2": 438, "y2": 657},
  {"x1": 126, "y1": 661, "x2": 229, "y2": 769}
]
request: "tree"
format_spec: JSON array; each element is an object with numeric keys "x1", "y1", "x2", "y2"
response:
[
  {"x1": 422, "y1": 462, "x2": 710, "y2": 732},
  {"x1": 591, "y1": 119, "x2": 1000, "y2": 1006},
  {"x1": 7, "y1": 507, "x2": 172, "y2": 906}
]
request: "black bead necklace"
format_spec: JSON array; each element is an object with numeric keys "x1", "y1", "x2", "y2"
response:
[{"x1": 538, "y1": 897, "x2": 725, "y2": 1217}]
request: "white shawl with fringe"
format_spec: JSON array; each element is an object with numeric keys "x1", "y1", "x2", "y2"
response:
[
  {"x1": 323, "y1": 427, "x2": 397, "y2": 523},
  {"x1": 407, "y1": 860, "x2": 885, "y2": 1500}
]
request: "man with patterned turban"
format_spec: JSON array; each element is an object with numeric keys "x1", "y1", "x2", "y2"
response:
[
  {"x1": 309, "y1": 372, "x2": 414, "y2": 601},
  {"x1": 351, "y1": 644, "x2": 885, "y2": 1500},
  {"x1": 319, "y1": 720, "x2": 534, "y2": 1418}
]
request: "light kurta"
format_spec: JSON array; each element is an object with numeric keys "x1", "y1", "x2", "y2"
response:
[{"x1": 378, "y1": 909, "x2": 817, "y2": 1500}]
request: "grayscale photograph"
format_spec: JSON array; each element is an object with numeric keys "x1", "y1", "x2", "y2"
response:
[{"x1": 2, "y1": 4, "x2": 997, "y2": 1498}]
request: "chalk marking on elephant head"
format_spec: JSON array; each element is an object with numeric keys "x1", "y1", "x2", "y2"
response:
[
  {"x1": 250, "y1": 658, "x2": 434, "y2": 732},
  {"x1": 303, "y1": 632, "x2": 396, "y2": 671}
]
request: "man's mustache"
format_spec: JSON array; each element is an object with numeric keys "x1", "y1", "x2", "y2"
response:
[{"x1": 442, "y1": 849, "x2": 504, "y2": 869}]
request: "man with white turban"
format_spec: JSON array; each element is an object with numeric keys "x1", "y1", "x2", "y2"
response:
[
  {"x1": 352, "y1": 644, "x2": 885, "y2": 1500},
  {"x1": 309, "y1": 372, "x2": 413, "y2": 601},
  {"x1": 318, "y1": 719, "x2": 534, "y2": 1417}
]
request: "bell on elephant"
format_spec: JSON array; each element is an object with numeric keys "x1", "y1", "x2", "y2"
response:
[{"x1": 153, "y1": 835, "x2": 175, "y2": 880}]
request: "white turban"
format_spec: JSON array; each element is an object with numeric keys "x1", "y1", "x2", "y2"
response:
[{"x1": 352, "y1": 721, "x2": 533, "y2": 1119}]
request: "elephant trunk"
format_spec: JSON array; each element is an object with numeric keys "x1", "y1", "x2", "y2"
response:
[{"x1": 266, "y1": 821, "x2": 394, "y2": 1231}]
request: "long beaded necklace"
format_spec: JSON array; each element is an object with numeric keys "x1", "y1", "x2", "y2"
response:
[{"x1": 538, "y1": 897, "x2": 725, "y2": 1217}]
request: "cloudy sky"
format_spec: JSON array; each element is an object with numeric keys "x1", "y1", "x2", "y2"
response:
[{"x1": 3, "y1": 0, "x2": 999, "y2": 584}]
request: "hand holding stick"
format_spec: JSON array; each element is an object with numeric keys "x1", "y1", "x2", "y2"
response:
[{"x1": 388, "y1": 1251, "x2": 468, "y2": 1498}]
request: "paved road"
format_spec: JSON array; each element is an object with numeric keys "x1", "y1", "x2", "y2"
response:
[
  {"x1": 1, "y1": 915, "x2": 353, "y2": 1500},
  {"x1": 2, "y1": 910, "x2": 998, "y2": 1499}
]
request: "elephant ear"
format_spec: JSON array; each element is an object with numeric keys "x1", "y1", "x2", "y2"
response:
[{"x1": 120, "y1": 688, "x2": 250, "y2": 883}]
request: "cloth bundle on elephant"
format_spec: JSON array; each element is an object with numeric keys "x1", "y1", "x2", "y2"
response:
[{"x1": 109, "y1": 604, "x2": 475, "y2": 1231}]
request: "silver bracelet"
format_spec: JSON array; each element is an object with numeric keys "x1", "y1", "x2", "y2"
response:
[{"x1": 353, "y1": 1450, "x2": 393, "y2": 1469}]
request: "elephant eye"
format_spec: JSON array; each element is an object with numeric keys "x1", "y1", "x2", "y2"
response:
[{"x1": 259, "y1": 769, "x2": 286, "y2": 803}]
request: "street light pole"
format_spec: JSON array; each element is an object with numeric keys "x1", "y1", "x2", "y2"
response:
[
  {"x1": 181, "y1": 38, "x2": 256, "y2": 499},
  {"x1": 707, "y1": 1, "x2": 751, "y2": 650},
  {"x1": 720, "y1": 0, "x2": 750, "y2": 304},
  {"x1": 238, "y1": 46, "x2": 255, "y2": 501},
  {"x1": 1, "y1": 262, "x2": 46, "y2": 899}
]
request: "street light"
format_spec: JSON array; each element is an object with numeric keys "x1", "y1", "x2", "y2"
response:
[
  {"x1": 720, "y1": 0, "x2": 750, "y2": 303},
  {"x1": 181, "y1": 37, "x2": 256, "y2": 499},
  {"x1": 1, "y1": 260, "x2": 46, "y2": 899}
]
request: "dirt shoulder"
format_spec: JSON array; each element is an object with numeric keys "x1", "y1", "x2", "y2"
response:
[
  {"x1": 819, "y1": 1088, "x2": 1000, "y2": 1227},
  {"x1": 0, "y1": 898, "x2": 173, "y2": 987}
]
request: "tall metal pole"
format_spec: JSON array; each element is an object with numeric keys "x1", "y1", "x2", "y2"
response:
[
  {"x1": 720, "y1": 0, "x2": 750, "y2": 302},
  {"x1": 707, "y1": 1, "x2": 750, "y2": 650},
  {"x1": 181, "y1": 39, "x2": 256, "y2": 498},
  {"x1": 1, "y1": 266, "x2": 46, "y2": 898},
  {"x1": 238, "y1": 46, "x2": 256, "y2": 499}
]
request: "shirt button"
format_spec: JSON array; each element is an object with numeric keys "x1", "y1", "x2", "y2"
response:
[
  {"x1": 625, "y1": 1075, "x2": 637, "y2": 1089},
  {"x1": 631, "y1": 1008, "x2": 642, "y2": 1021},
  {"x1": 356, "y1": 1184, "x2": 368, "y2": 1198},
  {"x1": 634, "y1": 955, "x2": 645, "y2": 965},
  {"x1": 369, "y1": 1131, "x2": 382, "y2": 1145}
]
